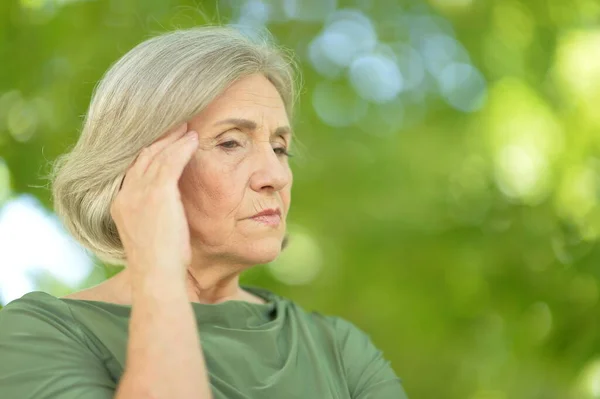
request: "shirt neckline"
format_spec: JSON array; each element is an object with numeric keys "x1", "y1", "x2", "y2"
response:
[
  {"x1": 59, "y1": 284, "x2": 276, "y2": 308},
  {"x1": 26, "y1": 285, "x2": 282, "y2": 328}
]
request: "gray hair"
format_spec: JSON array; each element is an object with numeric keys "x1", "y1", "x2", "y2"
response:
[{"x1": 48, "y1": 26, "x2": 300, "y2": 265}]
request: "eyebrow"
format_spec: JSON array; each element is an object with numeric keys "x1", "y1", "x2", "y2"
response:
[{"x1": 214, "y1": 118, "x2": 292, "y2": 139}]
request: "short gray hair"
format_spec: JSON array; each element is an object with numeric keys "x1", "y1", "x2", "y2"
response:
[{"x1": 49, "y1": 26, "x2": 299, "y2": 265}]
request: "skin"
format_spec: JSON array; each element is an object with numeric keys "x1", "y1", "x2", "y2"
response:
[
  {"x1": 179, "y1": 73, "x2": 293, "y2": 299},
  {"x1": 65, "y1": 73, "x2": 293, "y2": 306}
]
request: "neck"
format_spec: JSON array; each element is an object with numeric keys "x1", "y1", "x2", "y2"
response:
[
  {"x1": 115, "y1": 265, "x2": 264, "y2": 306},
  {"x1": 185, "y1": 268, "x2": 246, "y2": 304}
]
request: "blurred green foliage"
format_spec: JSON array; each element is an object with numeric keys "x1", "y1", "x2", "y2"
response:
[{"x1": 2, "y1": 0, "x2": 600, "y2": 398}]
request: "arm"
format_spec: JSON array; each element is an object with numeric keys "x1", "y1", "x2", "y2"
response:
[
  {"x1": 3, "y1": 125, "x2": 210, "y2": 398},
  {"x1": 334, "y1": 317, "x2": 409, "y2": 399},
  {"x1": 111, "y1": 124, "x2": 212, "y2": 398},
  {"x1": 114, "y1": 268, "x2": 213, "y2": 399}
]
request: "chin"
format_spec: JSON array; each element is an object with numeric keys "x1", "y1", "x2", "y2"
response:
[{"x1": 240, "y1": 237, "x2": 284, "y2": 265}]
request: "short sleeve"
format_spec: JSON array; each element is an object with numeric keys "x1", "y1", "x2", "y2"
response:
[
  {"x1": 0, "y1": 293, "x2": 115, "y2": 399},
  {"x1": 334, "y1": 317, "x2": 409, "y2": 399}
]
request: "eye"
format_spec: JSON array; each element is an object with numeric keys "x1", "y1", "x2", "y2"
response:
[
  {"x1": 219, "y1": 140, "x2": 241, "y2": 149},
  {"x1": 274, "y1": 147, "x2": 293, "y2": 157}
]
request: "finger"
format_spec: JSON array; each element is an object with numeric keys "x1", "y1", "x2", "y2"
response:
[
  {"x1": 119, "y1": 123, "x2": 189, "y2": 190},
  {"x1": 147, "y1": 130, "x2": 199, "y2": 184},
  {"x1": 133, "y1": 122, "x2": 189, "y2": 174}
]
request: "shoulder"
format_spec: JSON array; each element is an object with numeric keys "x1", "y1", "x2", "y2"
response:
[
  {"x1": 0, "y1": 292, "x2": 116, "y2": 398},
  {"x1": 305, "y1": 311, "x2": 380, "y2": 356},
  {"x1": 0, "y1": 290, "x2": 85, "y2": 345},
  {"x1": 240, "y1": 287, "x2": 377, "y2": 346},
  {"x1": 0, "y1": 290, "x2": 113, "y2": 365},
  {"x1": 285, "y1": 305, "x2": 407, "y2": 398},
  {"x1": 275, "y1": 296, "x2": 356, "y2": 333},
  {"x1": 1, "y1": 290, "x2": 75, "y2": 320},
  {"x1": 274, "y1": 296, "x2": 368, "y2": 346}
]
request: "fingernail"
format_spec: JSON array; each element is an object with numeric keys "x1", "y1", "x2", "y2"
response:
[{"x1": 186, "y1": 131, "x2": 198, "y2": 139}]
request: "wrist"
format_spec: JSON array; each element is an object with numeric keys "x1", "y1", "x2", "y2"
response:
[{"x1": 129, "y1": 264, "x2": 188, "y2": 295}]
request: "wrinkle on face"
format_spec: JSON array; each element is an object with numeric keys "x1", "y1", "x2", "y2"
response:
[{"x1": 177, "y1": 73, "x2": 292, "y2": 267}]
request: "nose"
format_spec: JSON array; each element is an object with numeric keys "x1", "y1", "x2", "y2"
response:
[{"x1": 249, "y1": 143, "x2": 291, "y2": 193}]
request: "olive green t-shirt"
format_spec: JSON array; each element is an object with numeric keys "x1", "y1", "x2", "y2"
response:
[{"x1": 0, "y1": 285, "x2": 407, "y2": 398}]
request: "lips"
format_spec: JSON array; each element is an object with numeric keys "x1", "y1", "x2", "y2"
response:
[
  {"x1": 251, "y1": 208, "x2": 281, "y2": 218},
  {"x1": 249, "y1": 208, "x2": 282, "y2": 226}
]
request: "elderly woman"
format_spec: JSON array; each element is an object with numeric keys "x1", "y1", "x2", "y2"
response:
[{"x1": 0, "y1": 26, "x2": 407, "y2": 399}]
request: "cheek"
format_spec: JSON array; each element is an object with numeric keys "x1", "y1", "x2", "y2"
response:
[
  {"x1": 197, "y1": 167, "x2": 248, "y2": 214},
  {"x1": 180, "y1": 160, "x2": 233, "y2": 210}
]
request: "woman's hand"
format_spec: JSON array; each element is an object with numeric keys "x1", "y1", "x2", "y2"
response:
[
  {"x1": 109, "y1": 124, "x2": 214, "y2": 399},
  {"x1": 110, "y1": 123, "x2": 199, "y2": 278}
]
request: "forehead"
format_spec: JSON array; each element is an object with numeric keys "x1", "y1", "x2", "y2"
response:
[{"x1": 196, "y1": 74, "x2": 289, "y2": 125}]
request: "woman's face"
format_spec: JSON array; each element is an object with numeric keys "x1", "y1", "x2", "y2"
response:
[{"x1": 180, "y1": 74, "x2": 293, "y2": 266}]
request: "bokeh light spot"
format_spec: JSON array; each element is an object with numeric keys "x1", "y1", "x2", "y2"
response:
[
  {"x1": 349, "y1": 54, "x2": 403, "y2": 103},
  {"x1": 438, "y1": 63, "x2": 487, "y2": 112},
  {"x1": 267, "y1": 225, "x2": 323, "y2": 285},
  {"x1": 495, "y1": 144, "x2": 550, "y2": 203},
  {"x1": 283, "y1": 0, "x2": 337, "y2": 22},
  {"x1": 0, "y1": 159, "x2": 11, "y2": 206},
  {"x1": 390, "y1": 42, "x2": 426, "y2": 91},
  {"x1": 7, "y1": 97, "x2": 38, "y2": 143},
  {"x1": 308, "y1": 33, "x2": 351, "y2": 77},
  {"x1": 574, "y1": 358, "x2": 600, "y2": 399},
  {"x1": 324, "y1": 13, "x2": 378, "y2": 58},
  {"x1": 240, "y1": 0, "x2": 271, "y2": 25},
  {"x1": 419, "y1": 34, "x2": 471, "y2": 78},
  {"x1": 556, "y1": 162, "x2": 599, "y2": 232},
  {"x1": 554, "y1": 29, "x2": 600, "y2": 125}
]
